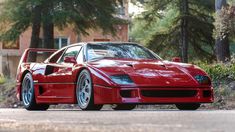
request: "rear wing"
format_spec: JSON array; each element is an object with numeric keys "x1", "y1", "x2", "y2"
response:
[{"x1": 20, "y1": 48, "x2": 57, "y2": 63}]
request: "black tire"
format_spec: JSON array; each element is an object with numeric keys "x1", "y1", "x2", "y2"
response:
[
  {"x1": 175, "y1": 103, "x2": 201, "y2": 110},
  {"x1": 76, "y1": 69, "x2": 103, "y2": 110},
  {"x1": 21, "y1": 73, "x2": 49, "y2": 111},
  {"x1": 111, "y1": 104, "x2": 136, "y2": 110}
]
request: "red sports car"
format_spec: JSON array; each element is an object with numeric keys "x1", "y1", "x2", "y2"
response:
[{"x1": 16, "y1": 42, "x2": 214, "y2": 111}]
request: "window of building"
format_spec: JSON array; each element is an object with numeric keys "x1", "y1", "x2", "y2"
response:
[{"x1": 54, "y1": 37, "x2": 69, "y2": 49}]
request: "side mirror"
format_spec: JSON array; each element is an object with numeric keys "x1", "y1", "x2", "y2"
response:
[
  {"x1": 64, "y1": 56, "x2": 77, "y2": 64},
  {"x1": 172, "y1": 57, "x2": 181, "y2": 62}
]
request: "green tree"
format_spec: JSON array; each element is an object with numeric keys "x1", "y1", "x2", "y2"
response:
[
  {"x1": 214, "y1": 0, "x2": 235, "y2": 62},
  {"x1": 0, "y1": 0, "x2": 122, "y2": 50},
  {"x1": 130, "y1": 0, "x2": 215, "y2": 62}
]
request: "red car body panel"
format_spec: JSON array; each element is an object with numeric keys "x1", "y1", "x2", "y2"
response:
[{"x1": 16, "y1": 43, "x2": 214, "y2": 105}]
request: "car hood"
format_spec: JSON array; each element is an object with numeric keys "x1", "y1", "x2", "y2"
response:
[{"x1": 87, "y1": 59, "x2": 199, "y2": 87}]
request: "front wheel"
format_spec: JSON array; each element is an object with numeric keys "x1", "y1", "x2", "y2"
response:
[
  {"x1": 76, "y1": 69, "x2": 103, "y2": 110},
  {"x1": 21, "y1": 73, "x2": 49, "y2": 110},
  {"x1": 175, "y1": 103, "x2": 201, "y2": 110},
  {"x1": 111, "y1": 104, "x2": 136, "y2": 110}
]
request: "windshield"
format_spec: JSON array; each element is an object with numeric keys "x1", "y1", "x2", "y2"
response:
[{"x1": 87, "y1": 43, "x2": 160, "y2": 61}]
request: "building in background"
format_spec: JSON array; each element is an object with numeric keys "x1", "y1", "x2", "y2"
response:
[{"x1": 0, "y1": 0, "x2": 129, "y2": 77}]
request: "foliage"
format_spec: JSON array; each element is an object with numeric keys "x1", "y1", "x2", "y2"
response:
[
  {"x1": 196, "y1": 61, "x2": 235, "y2": 83},
  {"x1": 130, "y1": 0, "x2": 215, "y2": 62},
  {"x1": 0, "y1": 73, "x2": 6, "y2": 84},
  {"x1": 199, "y1": 63, "x2": 228, "y2": 81},
  {"x1": 0, "y1": 0, "x2": 31, "y2": 42},
  {"x1": 0, "y1": 0, "x2": 123, "y2": 43},
  {"x1": 130, "y1": 8, "x2": 180, "y2": 59}
]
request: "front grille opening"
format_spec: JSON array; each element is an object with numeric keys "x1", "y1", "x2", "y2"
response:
[
  {"x1": 203, "y1": 90, "x2": 211, "y2": 97},
  {"x1": 141, "y1": 90, "x2": 197, "y2": 98},
  {"x1": 120, "y1": 90, "x2": 132, "y2": 98}
]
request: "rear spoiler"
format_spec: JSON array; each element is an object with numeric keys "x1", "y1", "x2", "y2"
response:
[{"x1": 20, "y1": 48, "x2": 57, "y2": 63}]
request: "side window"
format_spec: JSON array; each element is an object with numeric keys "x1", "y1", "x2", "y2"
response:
[
  {"x1": 58, "y1": 46, "x2": 81, "y2": 63},
  {"x1": 48, "y1": 49, "x2": 65, "y2": 63},
  {"x1": 76, "y1": 48, "x2": 84, "y2": 63}
]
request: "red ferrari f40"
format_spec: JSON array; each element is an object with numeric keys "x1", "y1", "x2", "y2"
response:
[{"x1": 16, "y1": 42, "x2": 214, "y2": 110}]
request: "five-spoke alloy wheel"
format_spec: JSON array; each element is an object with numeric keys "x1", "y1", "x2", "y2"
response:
[
  {"x1": 76, "y1": 69, "x2": 103, "y2": 110},
  {"x1": 21, "y1": 73, "x2": 49, "y2": 110},
  {"x1": 22, "y1": 73, "x2": 34, "y2": 107}
]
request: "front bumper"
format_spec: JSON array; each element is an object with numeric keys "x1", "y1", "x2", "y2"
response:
[{"x1": 93, "y1": 85, "x2": 214, "y2": 104}]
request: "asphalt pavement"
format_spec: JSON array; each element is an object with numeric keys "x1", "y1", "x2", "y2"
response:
[{"x1": 0, "y1": 108, "x2": 234, "y2": 132}]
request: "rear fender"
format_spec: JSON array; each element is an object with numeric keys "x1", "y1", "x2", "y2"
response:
[{"x1": 16, "y1": 48, "x2": 57, "y2": 101}]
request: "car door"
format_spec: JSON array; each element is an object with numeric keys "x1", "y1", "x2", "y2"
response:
[{"x1": 42, "y1": 45, "x2": 82, "y2": 103}]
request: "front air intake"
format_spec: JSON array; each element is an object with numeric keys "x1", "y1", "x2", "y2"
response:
[
  {"x1": 120, "y1": 90, "x2": 132, "y2": 98},
  {"x1": 141, "y1": 90, "x2": 197, "y2": 98},
  {"x1": 203, "y1": 90, "x2": 212, "y2": 97}
]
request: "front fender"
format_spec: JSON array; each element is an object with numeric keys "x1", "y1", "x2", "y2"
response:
[{"x1": 86, "y1": 65, "x2": 117, "y2": 87}]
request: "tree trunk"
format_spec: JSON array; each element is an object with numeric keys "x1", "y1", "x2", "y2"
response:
[
  {"x1": 42, "y1": 2, "x2": 54, "y2": 59},
  {"x1": 42, "y1": 2, "x2": 54, "y2": 49},
  {"x1": 43, "y1": 22, "x2": 54, "y2": 49},
  {"x1": 215, "y1": 36, "x2": 230, "y2": 62},
  {"x1": 215, "y1": 0, "x2": 230, "y2": 62},
  {"x1": 180, "y1": 0, "x2": 189, "y2": 63},
  {"x1": 28, "y1": 5, "x2": 42, "y2": 62}
]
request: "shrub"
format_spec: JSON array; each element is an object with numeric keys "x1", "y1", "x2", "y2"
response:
[
  {"x1": 196, "y1": 62, "x2": 235, "y2": 84},
  {"x1": 195, "y1": 61, "x2": 235, "y2": 109},
  {"x1": 0, "y1": 73, "x2": 6, "y2": 84}
]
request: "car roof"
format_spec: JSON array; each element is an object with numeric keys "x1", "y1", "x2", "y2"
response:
[
  {"x1": 67, "y1": 42, "x2": 138, "y2": 46},
  {"x1": 87, "y1": 42, "x2": 137, "y2": 45},
  {"x1": 59, "y1": 42, "x2": 141, "y2": 51}
]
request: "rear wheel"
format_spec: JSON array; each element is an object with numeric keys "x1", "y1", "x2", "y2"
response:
[
  {"x1": 111, "y1": 104, "x2": 136, "y2": 110},
  {"x1": 175, "y1": 103, "x2": 200, "y2": 110},
  {"x1": 76, "y1": 69, "x2": 103, "y2": 110},
  {"x1": 21, "y1": 73, "x2": 49, "y2": 110}
]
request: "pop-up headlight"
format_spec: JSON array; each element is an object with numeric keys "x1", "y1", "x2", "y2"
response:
[
  {"x1": 194, "y1": 75, "x2": 211, "y2": 85},
  {"x1": 110, "y1": 75, "x2": 134, "y2": 85}
]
